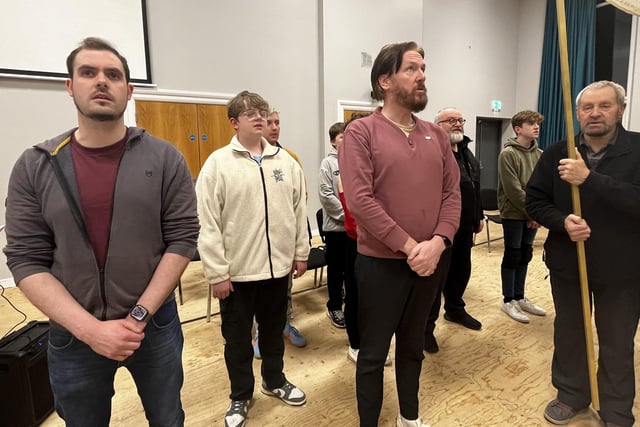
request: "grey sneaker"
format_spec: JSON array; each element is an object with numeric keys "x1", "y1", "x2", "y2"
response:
[
  {"x1": 224, "y1": 399, "x2": 250, "y2": 427},
  {"x1": 502, "y1": 300, "x2": 530, "y2": 323},
  {"x1": 261, "y1": 380, "x2": 307, "y2": 406},
  {"x1": 517, "y1": 297, "x2": 546, "y2": 316},
  {"x1": 252, "y1": 330, "x2": 261, "y2": 359},
  {"x1": 396, "y1": 413, "x2": 430, "y2": 427},
  {"x1": 544, "y1": 398, "x2": 584, "y2": 424}
]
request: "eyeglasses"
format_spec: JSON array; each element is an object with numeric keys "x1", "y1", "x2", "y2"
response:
[
  {"x1": 241, "y1": 109, "x2": 269, "y2": 120},
  {"x1": 438, "y1": 118, "x2": 466, "y2": 125}
]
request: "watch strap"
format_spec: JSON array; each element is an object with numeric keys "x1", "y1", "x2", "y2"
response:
[{"x1": 434, "y1": 234, "x2": 452, "y2": 248}]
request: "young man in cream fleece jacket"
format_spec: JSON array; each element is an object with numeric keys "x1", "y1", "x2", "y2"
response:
[{"x1": 196, "y1": 91, "x2": 309, "y2": 427}]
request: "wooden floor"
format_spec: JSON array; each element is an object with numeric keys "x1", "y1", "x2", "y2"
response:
[{"x1": 1, "y1": 223, "x2": 638, "y2": 426}]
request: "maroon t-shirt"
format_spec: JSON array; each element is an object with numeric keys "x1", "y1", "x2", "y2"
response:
[{"x1": 71, "y1": 132, "x2": 127, "y2": 269}]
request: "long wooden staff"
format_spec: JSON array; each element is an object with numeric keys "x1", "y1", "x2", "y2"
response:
[{"x1": 555, "y1": 0, "x2": 599, "y2": 410}]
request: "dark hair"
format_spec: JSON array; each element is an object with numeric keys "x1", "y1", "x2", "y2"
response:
[
  {"x1": 227, "y1": 90, "x2": 269, "y2": 120},
  {"x1": 66, "y1": 37, "x2": 131, "y2": 83},
  {"x1": 329, "y1": 122, "x2": 346, "y2": 142},
  {"x1": 370, "y1": 41, "x2": 424, "y2": 101},
  {"x1": 511, "y1": 110, "x2": 544, "y2": 130}
]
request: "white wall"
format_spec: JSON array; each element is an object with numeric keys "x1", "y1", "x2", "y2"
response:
[
  {"x1": 0, "y1": 0, "x2": 546, "y2": 283},
  {"x1": 321, "y1": 0, "x2": 423, "y2": 141},
  {"x1": 422, "y1": 0, "x2": 545, "y2": 151}
]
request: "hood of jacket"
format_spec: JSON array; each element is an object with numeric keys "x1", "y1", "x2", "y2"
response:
[{"x1": 504, "y1": 136, "x2": 539, "y2": 152}]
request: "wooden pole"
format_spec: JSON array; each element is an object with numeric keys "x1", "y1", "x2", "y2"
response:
[{"x1": 554, "y1": 0, "x2": 599, "y2": 410}]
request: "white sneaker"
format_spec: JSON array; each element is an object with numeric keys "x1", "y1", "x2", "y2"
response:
[
  {"x1": 517, "y1": 297, "x2": 546, "y2": 316},
  {"x1": 502, "y1": 300, "x2": 530, "y2": 323},
  {"x1": 348, "y1": 347, "x2": 359, "y2": 363},
  {"x1": 348, "y1": 347, "x2": 391, "y2": 366},
  {"x1": 384, "y1": 353, "x2": 392, "y2": 366},
  {"x1": 224, "y1": 399, "x2": 250, "y2": 427},
  {"x1": 397, "y1": 413, "x2": 430, "y2": 427}
]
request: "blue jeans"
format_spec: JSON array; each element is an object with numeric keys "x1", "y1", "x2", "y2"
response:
[
  {"x1": 47, "y1": 300, "x2": 185, "y2": 427},
  {"x1": 501, "y1": 219, "x2": 537, "y2": 301}
]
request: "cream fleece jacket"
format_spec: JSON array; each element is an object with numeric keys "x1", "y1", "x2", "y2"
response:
[{"x1": 196, "y1": 135, "x2": 309, "y2": 284}]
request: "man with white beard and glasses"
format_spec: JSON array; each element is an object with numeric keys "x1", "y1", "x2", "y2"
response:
[
  {"x1": 339, "y1": 41, "x2": 461, "y2": 427},
  {"x1": 424, "y1": 108, "x2": 484, "y2": 354}
]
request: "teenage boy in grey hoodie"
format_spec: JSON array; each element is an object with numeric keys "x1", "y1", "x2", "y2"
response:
[{"x1": 318, "y1": 122, "x2": 347, "y2": 328}]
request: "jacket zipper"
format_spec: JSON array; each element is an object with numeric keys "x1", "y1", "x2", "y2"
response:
[
  {"x1": 242, "y1": 150, "x2": 278, "y2": 279},
  {"x1": 99, "y1": 269, "x2": 107, "y2": 320},
  {"x1": 258, "y1": 163, "x2": 275, "y2": 279}
]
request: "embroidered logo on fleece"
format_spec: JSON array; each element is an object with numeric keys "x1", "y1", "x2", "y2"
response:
[{"x1": 272, "y1": 168, "x2": 285, "y2": 183}]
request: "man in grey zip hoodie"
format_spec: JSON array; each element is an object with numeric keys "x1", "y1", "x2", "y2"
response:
[{"x1": 3, "y1": 38, "x2": 199, "y2": 426}]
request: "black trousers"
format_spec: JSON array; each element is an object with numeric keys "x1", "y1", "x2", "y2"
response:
[
  {"x1": 550, "y1": 270, "x2": 640, "y2": 427},
  {"x1": 219, "y1": 276, "x2": 289, "y2": 401},
  {"x1": 324, "y1": 231, "x2": 347, "y2": 311},
  {"x1": 344, "y1": 235, "x2": 359, "y2": 349},
  {"x1": 355, "y1": 254, "x2": 447, "y2": 427},
  {"x1": 427, "y1": 227, "x2": 471, "y2": 328}
]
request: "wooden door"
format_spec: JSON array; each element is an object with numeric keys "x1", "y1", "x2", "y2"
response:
[
  {"x1": 196, "y1": 104, "x2": 235, "y2": 169},
  {"x1": 135, "y1": 101, "x2": 200, "y2": 177}
]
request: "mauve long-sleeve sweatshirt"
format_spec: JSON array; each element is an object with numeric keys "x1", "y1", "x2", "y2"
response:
[{"x1": 338, "y1": 108, "x2": 461, "y2": 259}]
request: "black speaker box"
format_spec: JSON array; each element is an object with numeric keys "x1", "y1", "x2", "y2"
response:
[{"x1": 0, "y1": 321, "x2": 54, "y2": 427}]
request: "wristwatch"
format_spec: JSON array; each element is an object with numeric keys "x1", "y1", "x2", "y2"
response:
[
  {"x1": 434, "y1": 234, "x2": 452, "y2": 248},
  {"x1": 129, "y1": 304, "x2": 150, "y2": 322}
]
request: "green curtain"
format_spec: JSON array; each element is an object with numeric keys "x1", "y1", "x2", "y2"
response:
[{"x1": 537, "y1": 0, "x2": 595, "y2": 149}]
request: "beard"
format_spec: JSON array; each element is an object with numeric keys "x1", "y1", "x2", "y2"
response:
[
  {"x1": 393, "y1": 85, "x2": 428, "y2": 113},
  {"x1": 582, "y1": 123, "x2": 615, "y2": 138},
  {"x1": 449, "y1": 131, "x2": 464, "y2": 143},
  {"x1": 73, "y1": 97, "x2": 126, "y2": 122}
]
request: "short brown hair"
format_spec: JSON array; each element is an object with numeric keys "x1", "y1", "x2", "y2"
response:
[
  {"x1": 511, "y1": 110, "x2": 544, "y2": 131},
  {"x1": 227, "y1": 90, "x2": 269, "y2": 120},
  {"x1": 370, "y1": 41, "x2": 424, "y2": 101},
  {"x1": 66, "y1": 37, "x2": 131, "y2": 83},
  {"x1": 329, "y1": 122, "x2": 346, "y2": 142}
]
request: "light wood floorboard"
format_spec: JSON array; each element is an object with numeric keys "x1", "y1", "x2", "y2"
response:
[{"x1": 1, "y1": 225, "x2": 637, "y2": 426}]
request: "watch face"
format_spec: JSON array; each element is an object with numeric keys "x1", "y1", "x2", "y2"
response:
[{"x1": 130, "y1": 305, "x2": 148, "y2": 321}]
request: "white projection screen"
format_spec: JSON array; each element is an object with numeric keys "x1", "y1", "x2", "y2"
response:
[{"x1": 0, "y1": 0, "x2": 151, "y2": 84}]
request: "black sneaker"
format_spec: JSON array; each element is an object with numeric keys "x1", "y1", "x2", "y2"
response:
[
  {"x1": 224, "y1": 399, "x2": 250, "y2": 427},
  {"x1": 444, "y1": 311, "x2": 482, "y2": 330},
  {"x1": 424, "y1": 331, "x2": 439, "y2": 354},
  {"x1": 261, "y1": 380, "x2": 307, "y2": 406},
  {"x1": 327, "y1": 309, "x2": 346, "y2": 328}
]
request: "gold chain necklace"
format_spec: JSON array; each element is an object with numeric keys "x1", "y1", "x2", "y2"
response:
[{"x1": 382, "y1": 112, "x2": 415, "y2": 132}]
